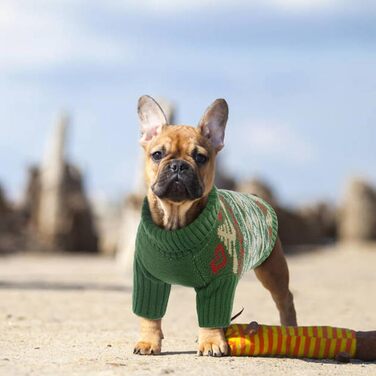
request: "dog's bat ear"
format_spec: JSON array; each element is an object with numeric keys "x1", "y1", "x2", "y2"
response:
[
  {"x1": 198, "y1": 99, "x2": 228, "y2": 152},
  {"x1": 138, "y1": 95, "x2": 168, "y2": 145}
]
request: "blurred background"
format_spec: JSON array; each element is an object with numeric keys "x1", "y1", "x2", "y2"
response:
[{"x1": 1, "y1": 0, "x2": 376, "y2": 259}]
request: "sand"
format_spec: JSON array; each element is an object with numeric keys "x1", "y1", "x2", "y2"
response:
[{"x1": 0, "y1": 243, "x2": 375, "y2": 375}]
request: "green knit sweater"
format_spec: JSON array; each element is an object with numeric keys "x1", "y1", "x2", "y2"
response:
[{"x1": 132, "y1": 186, "x2": 278, "y2": 328}]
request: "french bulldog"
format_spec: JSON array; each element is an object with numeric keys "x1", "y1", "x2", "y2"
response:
[{"x1": 133, "y1": 95, "x2": 297, "y2": 357}]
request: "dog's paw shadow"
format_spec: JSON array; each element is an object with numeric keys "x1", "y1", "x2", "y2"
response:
[{"x1": 161, "y1": 351, "x2": 196, "y2": 356}]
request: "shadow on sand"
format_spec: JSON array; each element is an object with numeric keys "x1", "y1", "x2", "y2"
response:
[
  {"x1": 161, "y1": 351, "x2": 197, "y2": 356},
  {"x1": 0, "y1": 280, "x2": 130, "y2": 292}
]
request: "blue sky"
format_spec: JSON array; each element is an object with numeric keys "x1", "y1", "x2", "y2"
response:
[{"x1": 0, "y1": 0, "x2": 375, "y2": 206}]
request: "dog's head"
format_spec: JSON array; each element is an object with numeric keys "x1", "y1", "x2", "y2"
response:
[{"x1": 138, "y1": 95, "x2": 228, "y2": 203}]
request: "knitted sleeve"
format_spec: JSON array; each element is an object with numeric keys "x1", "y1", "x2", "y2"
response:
[
  {"x1": 195, "y1": 274, "x2": 238, "y2": 328},
  {"x1": 132, "y1": 256, "x2": 171, "y2": 320}
]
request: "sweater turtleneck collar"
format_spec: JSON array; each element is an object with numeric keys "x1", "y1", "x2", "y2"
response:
[{"x1": 140, "y1": 186, "x2": 220, "y2": 255}]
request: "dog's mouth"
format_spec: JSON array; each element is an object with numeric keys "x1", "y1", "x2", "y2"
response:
[
  {"x1": 152, "y1": 172, "x2": 203, "y2": 202},
  {"x1": 167, "y1": 179, "x2": 190, "y2": 200}
]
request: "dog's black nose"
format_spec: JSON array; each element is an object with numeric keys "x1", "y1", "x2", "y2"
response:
[{"x1": 169, "y1": 160, "x2": 189, "y2": 173}]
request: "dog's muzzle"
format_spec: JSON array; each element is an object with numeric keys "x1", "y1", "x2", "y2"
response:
[{"x1": 152, "y1": 159, "x2": 203, "y2": 202}]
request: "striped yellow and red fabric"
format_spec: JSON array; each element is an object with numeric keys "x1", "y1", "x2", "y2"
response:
[{"x1": 225, "y1": 323, "x2": 357, "y2": 359}]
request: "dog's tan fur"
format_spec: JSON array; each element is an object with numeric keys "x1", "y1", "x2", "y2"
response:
[
  {"x1": 144, "y1": 125, "x2": 215, "y2": 230},
  {"x1": 135, "y1": 319, "x2": 163, "y2": 355},
  {"x1": 134, "y1": 96, "x2": 297, "y2": 356}
]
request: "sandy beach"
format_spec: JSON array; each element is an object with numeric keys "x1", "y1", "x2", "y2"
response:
[{"x1": 1, "y1": 244, "x2": 375, "y2": 375}]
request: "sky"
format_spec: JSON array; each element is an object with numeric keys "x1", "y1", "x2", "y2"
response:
[{"x1": 0, "y1": 0, "x2": 375, "y2": 206}]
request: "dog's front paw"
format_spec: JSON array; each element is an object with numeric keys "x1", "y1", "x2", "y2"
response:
[
  {"x1": 133, "y1": 340, "x2": 161, "y2": 355},
  {"x1": 197, "y1": 328, "x2": 229, "y2": 357}
]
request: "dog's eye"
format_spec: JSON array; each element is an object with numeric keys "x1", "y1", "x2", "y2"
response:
[
  {"x1": 195, "y1": 153, "x2": 208, "y2": 165},
  {"x1": 151, "y1": 151, "x2": 163, "y2": 161}
]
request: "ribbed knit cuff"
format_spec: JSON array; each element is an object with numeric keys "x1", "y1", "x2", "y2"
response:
[
  {"x1": 133, "y1": 258, "x2": 171, "y2": 320},
  {"x1": 195, "y1": 275, "x2": 238, "y2": 328}
]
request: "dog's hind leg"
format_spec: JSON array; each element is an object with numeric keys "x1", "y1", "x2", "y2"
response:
[{"x1": 254, "y1": 238, "x2": 297, "y2": 326}]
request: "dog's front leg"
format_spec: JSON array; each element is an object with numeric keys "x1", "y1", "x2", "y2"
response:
[
  {"x1": 198, "y1": 328, "x2": 228, "y2": 357},
  {"x1": 133, "y1": 318, "x2": 163, "y2": 355}
]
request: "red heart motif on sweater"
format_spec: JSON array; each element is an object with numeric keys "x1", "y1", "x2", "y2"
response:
[{"x1": 210, "y1": 244, "x2": 227, "y2": 274}]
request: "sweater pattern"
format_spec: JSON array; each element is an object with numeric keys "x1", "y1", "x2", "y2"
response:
[{"x1": 132, "y1": 187, "x2": 278, "y2": 327}]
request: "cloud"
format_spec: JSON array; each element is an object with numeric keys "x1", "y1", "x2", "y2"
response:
[
  {"x1": 105, "y1": 0, "x2": 363, "y2": 14},
  {"x1": 271, "y1": 0, "x2": 339, "y2": 11},
  {"x1": 1, "y1": 0, "x2": 374, "y2": 75},
  {"x1": 229, "y1": 121, "x2": 316, "y2": 164},
  {"x1": 0, "y1": 0, "x2": 132, "y2": 72}
]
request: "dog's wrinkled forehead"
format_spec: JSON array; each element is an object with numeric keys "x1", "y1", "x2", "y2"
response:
[{"x1": 149, "y1": 126, "x2": 210, "y2": 158}]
